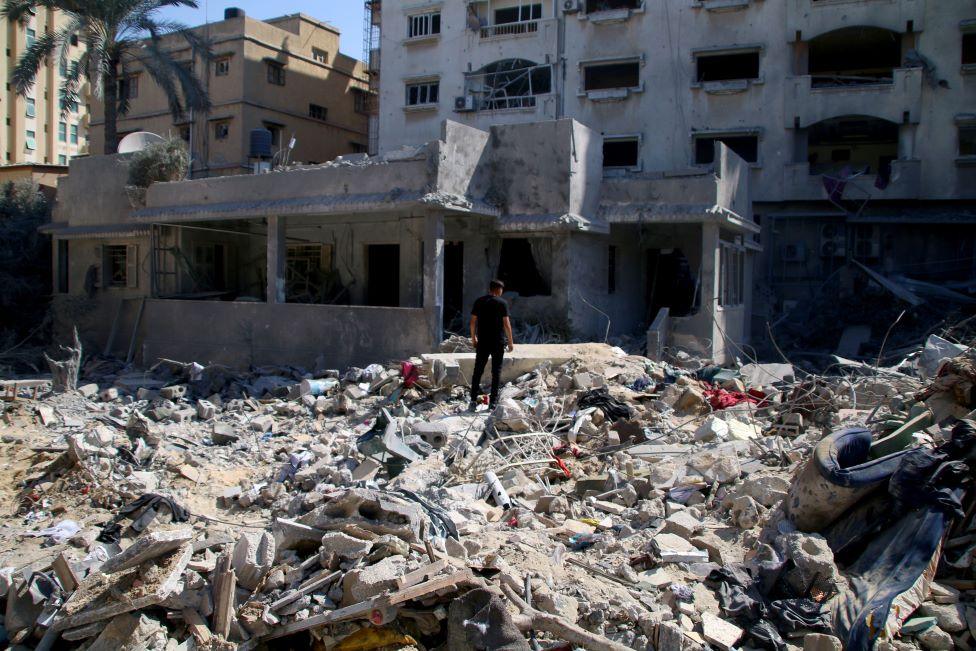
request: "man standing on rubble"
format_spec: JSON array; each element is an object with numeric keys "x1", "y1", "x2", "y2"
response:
[{"x1": 469, "y1": 279, "x2": 515, "y2": 410}]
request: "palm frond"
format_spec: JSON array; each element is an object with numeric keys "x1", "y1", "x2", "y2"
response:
[{"x1": 10, "y1": 29, "x2": 61, "y2": 95}]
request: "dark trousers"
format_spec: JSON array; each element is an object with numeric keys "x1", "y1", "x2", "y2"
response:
[{"x1": 471, "y1": 343, "x2": 505, "y2": 406}]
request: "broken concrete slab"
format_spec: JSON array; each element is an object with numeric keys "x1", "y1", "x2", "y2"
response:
[
  {"x1": 99, "y1": 528, "x2": 194, "y2": 574},
  {"x1": 701, "y1": 612, "x2": 743, "y2": 651},
  {"x1": 232, "y1": 531, "x2": 275, "y2": 591},
  {"x1": 53, "y1": 544, "x2": 193, "y2": 631},
  {"x1": 86, "y1": 613, "x2": 168, "y2": 651},
  {"x1": 298, "y1": 489, "x2": 426, "y2": 543}
]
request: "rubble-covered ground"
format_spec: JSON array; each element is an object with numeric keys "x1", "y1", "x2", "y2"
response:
[{"x1": 0, "y1": 333, "x2": 974, "y2": 651}]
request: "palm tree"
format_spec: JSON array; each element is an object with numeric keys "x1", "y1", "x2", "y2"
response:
[{"x1": 2, "y1": 0, "x2": 212, "y2": 154}]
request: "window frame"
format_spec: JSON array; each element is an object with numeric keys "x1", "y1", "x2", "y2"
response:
[
  {"x1": 215, "y1": 56, "x2": 231, "y2": 76},
  {"x1": 405, "y1": 79, "x2": 440, "y2": 107},
  {"x1": 958, "y1": 124, "x2": 976, "y2": 159},
  {"x1": 70, "y1": 124, "x2": 78, "y2": 144},
  {"x1": 266, "y1": 61, "x2": 286, "y2": 86},
  {"x1": 312, "y1": 47, "x2": 329, "y2": 64},
  {"x1": 693, "y1": 131, "x2": 761, "y2": 166},
  {"x1": 103, "y1": 244, "x2": 131, "y2": 288},
  {"x1": 407, "y1": 11, "x2": 441, "y2": 39},
  {"x1": 602, "y1": 134, "x2": 642, "y2": 170},
  {"x1": 579, "y1": 57, "x2": 644, "y2": 95},
  {"x1": 25, "y1": 97, "x2": 35, "y2": 118},
  {"x1": 308, "y1": 103, "x2": 328, "y2": 121},
  {"x1": 25, "y1": 130, "x2": 36, "y2": 150},
  {"x1": 213, "y1": 120, "x2": 231, "y2": 140},
  {"x1": 58, "y1": 121, "x2": 67, "y2": 142},
  {"x1": 719, "y1": 241, "x2": 746, "y2": 308}
]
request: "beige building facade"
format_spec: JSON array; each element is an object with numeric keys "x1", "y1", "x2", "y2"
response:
[
  {"x1": 89, "y1": 9, "x2": 371, "y2": 177},
  {"x1": 1, "y1": 7, "x2": 89, "y2": 167}
]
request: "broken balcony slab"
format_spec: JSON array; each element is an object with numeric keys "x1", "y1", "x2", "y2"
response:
[{"x1": 52, "y1": 544, "x2": 193, "y2": 631}]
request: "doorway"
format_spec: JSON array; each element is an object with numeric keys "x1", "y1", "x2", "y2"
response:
[
  {"x1": 366, "y1": 244, "x2": 400, "y2": 307},
  {"x1": 444, "y1": 242, "x2": 464, "y2": 329},
  {"x1": 645, "y1": 249, "x2": 695, "y2": 323}
]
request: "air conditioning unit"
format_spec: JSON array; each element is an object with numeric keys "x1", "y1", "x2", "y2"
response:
[
  {"x1": 563, "y1": 0, "x2": 582, "y2": 13},
  {"x1": 781, "y1": 242, "x2": 806, "y2": 263},
  {"x1": 819, "y1": 224, "x2": 846, "y2": 258},
  {"x1": 454, "y1": 95, "x2": 476, "y2": 112},
  {"x1": 854, "y1": 225, "x2": 880, "y2": 258}
]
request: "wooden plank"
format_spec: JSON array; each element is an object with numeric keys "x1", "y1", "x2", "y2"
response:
[
  {"x1": 262, "y1": 599, "x2": 375, "y2": 641},
  {"x1": 52, "y1": 552, "x2": 80, "y2": 592},
  {"x1": 396, "y1": 558, "x2": 448, "y2": 589},
  {"x1": 269, "y1": 570, "x2": 341, "y2": 613},
  {"x1": 211, "y1": 552, "x2": 236, "y2": 639},
  {"x1": 381, "y1": 569, "x2": 474, "y2": 607},
  {"x1": 182, "y1": 608, "x2": 213, "y2": 646}
]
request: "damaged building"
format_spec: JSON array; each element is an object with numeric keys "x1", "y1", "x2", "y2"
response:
[
  {"x1": 44, "y1": 118, "x2": 755, "y2": 367},
  {"x1": 375, "y1": 0, "x2": 976, "y2": 341}
]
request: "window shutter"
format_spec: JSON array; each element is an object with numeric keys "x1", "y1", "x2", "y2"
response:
[{"x1": 126, "y1": 244, "x2": 138, "y2": 288}]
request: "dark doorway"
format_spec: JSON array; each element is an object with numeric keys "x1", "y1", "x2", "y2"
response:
[
  {"x1": 444, "y1": 242, "x2": 464, "y2": 329},
  {"x1": 645, "y1": 249, "x2": 695, "y2": 323},
  {"x1": 366, "y1": 244, "x2": 400, "y2": 307}
]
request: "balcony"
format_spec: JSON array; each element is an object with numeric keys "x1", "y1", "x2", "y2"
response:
[
  {"x1": 782, "y1": 159, "x2": 921, "y2": 201},
  {"x1": 787, "y1": 0, "x2": 925, "y2": 41},
  {"x1": 785, "y1": 67, "x2": 923, "y2": 128},
  {"x1": 481, "y1": 20, "x2": 540, "y2": 39}
]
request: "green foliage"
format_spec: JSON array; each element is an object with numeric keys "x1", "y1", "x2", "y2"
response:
[
  {"x1": 0, "y1": 180, "x2": 52, "y2": 371},
  {"x1": 127, "y1": 137, "x2": 190, "y2": 188},
  {"x1": 2, "y1": 0, "x2": 211, "y2": 153}
]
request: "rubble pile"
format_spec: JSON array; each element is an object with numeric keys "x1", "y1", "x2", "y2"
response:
[{"x1": 0, "y1": 335, "x2": 975, "y2": 650}]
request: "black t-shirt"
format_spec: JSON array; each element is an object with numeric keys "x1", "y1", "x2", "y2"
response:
[{"x1": 472, "y1": 295, "x2": 509, "y2": 347}]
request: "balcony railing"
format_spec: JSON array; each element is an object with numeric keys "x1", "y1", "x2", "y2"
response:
[
  {"x1": 480, "y1": 20, "x2": 539, "y2": 39},
  {"x1": 478, "y1": 95, "x2": 538, "y2": 111}
]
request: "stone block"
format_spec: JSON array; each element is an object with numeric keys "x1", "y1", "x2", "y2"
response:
[
  {"x1": 159, "y1": 385, "x2": 187, "y2": 401},
  {"x1": 232, "y1": 531, "x2": 276, "y2": 590},
  {"x1": 804, "y1": 634, "x2": 843, "y2": 651},
  {"x1": 341, "y1": 555, "x2": 407, "y2": 606},
  {"x1": 196, "y1": 400, "x2": 216, "y2": 421},
  {"x1": 701, "y1": 612, "x2": 743, "y2": 651},
  {"x1": 250, "y1": 415, "x2": 276, "y2": 433}
]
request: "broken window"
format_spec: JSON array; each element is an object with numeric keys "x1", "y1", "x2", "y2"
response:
[
  {"x1": 497, "y1": 238, "x2": 552, "y2": 297},
  {"x1": 808, "y1": 27, "x2": 900, "y2": 87},
  {"x1": 694, "y1": 134, "x2": 759, "y2": 165},
  {"x1": 467, "y1": 60, "x2": 551, "y2": 110},
  {"x1": 696, "y1": 51, "x2": 760, "y2": 82},
  {"x1": 406, "y1": 80, "x2": 439, "y2": 106},
  {"x1": 603, "y1": 136, "x2": 640, "y2": 168},
  {"x1": 719, "y1": 242, "x2": 745, "y2": 308},
  {"x1": 960, "y1": 126, "x2": 976, "y2": 157},
  {"x1": 583, "y1": 61, "x2": 640, "y2": 91},
  {"x1": 103, "y1": 244, "x2": 136, "y2": 288},
  {"x1": 806, "y1": 116, "x2": 898, "y2": 176},
  {"x1": 965, "y1": 33, "x2": 976, "y2": 65},
  {"x1": 408, "y1": 12, "x2": 440, "y2": 38},
  {"x1": 287, "y1": 244, "x2": 335, "y2": 303},
  {"x1": 213, "y1": 120, "x2": 230, "y2": 140},
  {"x1": 495, "y1": 3, "x2": 541, "y2": 24},
  {"x1": 586, "y1": 0, "x2": 641, "y2": 12}
]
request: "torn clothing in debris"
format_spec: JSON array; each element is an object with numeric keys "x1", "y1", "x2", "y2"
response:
[{"x1": 97, "y1": 494, "x2": 190, "y2": 544}]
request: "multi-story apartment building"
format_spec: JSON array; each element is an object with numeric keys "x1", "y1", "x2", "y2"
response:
[
  {"x1": 89, "y1": 8, "x2": 371, "y2": 177},
  {"x1": 1, "y1": 6, "x2": 89, "y2": 167},
  {"x1": 376, "y1": 0, "x2": 976, "y2": 322}
]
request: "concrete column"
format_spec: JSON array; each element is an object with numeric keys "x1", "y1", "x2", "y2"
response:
[
  {"x1": 266, "y1": 216, "x2": 287, "y2": 304},
  {"x1": 700, "y1": 222, "x2": 722, "y2": 361},
  {"x1": 898, "y1": 124, "x2": 916, "y2": 160},
  {"x1": 423, "y1": 213, "x2": 445, "y2": 347}
]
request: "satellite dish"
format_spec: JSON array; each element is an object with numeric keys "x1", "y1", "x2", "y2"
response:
[{"x1": 117, "y1": 131, "x2": 165, "y2": 154}]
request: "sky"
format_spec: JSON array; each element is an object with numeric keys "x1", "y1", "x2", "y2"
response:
[{"x1": 157, "y1": 1, "x2": 367, "y2": 60}]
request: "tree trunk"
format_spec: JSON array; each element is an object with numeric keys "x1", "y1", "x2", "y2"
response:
[
  {"x1": 103, "y1": 68, "x2": 119, "y2": 155},
  {"x1": 44, "y1": 327, "x2": 82, "y2": 393}
]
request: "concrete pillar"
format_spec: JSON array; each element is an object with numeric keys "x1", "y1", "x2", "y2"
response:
[
  {"x1": 898, "y1": 124, "x2": 916, "y2": 160},
  {"x1": 700, "y1": 222, "x2": 722, "y2": 361},
  {"x1": 266, "y1": 216, "x2": 287, "y2": 304},
  {"x1": 423, "y1": 213, "x2": 445, "y2": 348}
]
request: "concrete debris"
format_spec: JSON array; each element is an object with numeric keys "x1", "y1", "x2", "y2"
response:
[{"x1": 2, "y1": 339, "x2": 976, "y2": 650}]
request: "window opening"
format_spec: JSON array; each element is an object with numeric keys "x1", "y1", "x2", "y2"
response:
[
  {"x1": 408, "y1": 12, "x2": 441, "y2": 38},
  {"x1": 696, "y1": 51, "x2": 760, "y2": 82},
  {"x1": 583, "y1": 61, "x2": 640, "y2": 91},
  {"x1": 467, "y1": 59, "x2": 551, "y2": 110},
  {"x1": 586, "y1": 0, "x2": 641, "y2": 12},
  {"x1": 604, "y1": 137, "x2": 639, "y2": 168},
  {"x1": 695, "y1": 134, "x2": 758, "y2": 164},
  {"x1": 497, "y1": 238, "x2": 552, "y2": 297},
  {"x1": 406, "y1": 80, "x2": 439, "y2": 106}
]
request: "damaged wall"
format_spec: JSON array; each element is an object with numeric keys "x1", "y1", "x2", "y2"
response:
[{"x1": 136, "y1": 300, "x2": 432, "y2": 370}]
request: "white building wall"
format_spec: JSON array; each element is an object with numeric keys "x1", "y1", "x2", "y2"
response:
[{"x1": 378, "y1": 0, "x2": 976, "y2": 202}]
